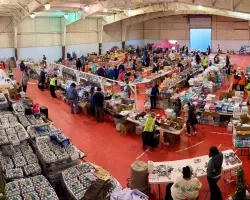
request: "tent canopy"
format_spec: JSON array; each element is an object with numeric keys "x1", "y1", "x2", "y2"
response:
[{"x1": 153, "y1": 40, "x2": 179, "y2": 48}]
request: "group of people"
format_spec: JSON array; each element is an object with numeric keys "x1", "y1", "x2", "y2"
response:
[
  {"x1": 165, "y1": 146, "x2": 223, "y2": 200},
  {"x1": 66, "y1": 83, "x2": 105, "y2": 122}
]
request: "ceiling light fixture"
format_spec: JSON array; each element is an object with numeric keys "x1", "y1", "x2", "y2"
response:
[
  {"x1": 64, "y1": 13, "x2": 68, "y2": 19},
  {"x1": 175, "y1": 9, "x2": 178, "y2": 11},
  {"x1": 103, "y1": 8, "x2": 107, "y2": 12},
  {"x1": 197, "y1": 5, "x2": 203, "y2": 9},
  {"x1": 128, "y1": 8, "x2": 132, "y2": 13},
  {"x1": 44, "y1": 3, "x2": 51, "y2": 10},
  {"x1": 30, "y1": 13, "x2": 35, "y2": 18},
  {"x1": 84, "y1": 5, "x2": 90, "y2": 11}
]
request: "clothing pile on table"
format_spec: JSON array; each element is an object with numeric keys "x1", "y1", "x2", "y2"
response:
[{"x1": 110, "y1": 186, "x2": 149, "y2": 200}]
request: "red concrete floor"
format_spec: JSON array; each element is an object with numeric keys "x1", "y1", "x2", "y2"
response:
[{"x1": 11, "y1": 55, "x2": 250, "y2": 200}]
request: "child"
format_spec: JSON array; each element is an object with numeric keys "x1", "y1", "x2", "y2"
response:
[{"x1": 8, "y1": 67, "x2": 13, "y2": 78}]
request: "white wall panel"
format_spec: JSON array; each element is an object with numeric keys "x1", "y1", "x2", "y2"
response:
[
  {"x1": 126, "y1": 30, "x2": 143, "y2": 40},
  {"x1": 212, "y1": 40, "x2": 249, "y2": 52},
  {"x1": 0, "y1": 48, "x2": 14, "y2": 60},
  {"x1": 18, "y1": 46, "x2": 62, "y2": 62},
  {"x1": 0, "y1": 33, "x2": 14, "y2": 48},
  {"x1": 18, "y1": 33, "x2": 61, "y2": 47},
  {"x1": 66, "y1": 43, "x2": 99, "y2": 57},
  {"x1": 18, "y1": 17, "x2": 61, "y2": 33},
  {"x1": 125, "y1": 40, "x2": 144, "y2": 48},
  {"x1": 102, "y1": 42, "x2": 122, "y2": 54}
]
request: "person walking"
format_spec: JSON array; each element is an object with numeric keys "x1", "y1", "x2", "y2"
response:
[
  {"x1": 92, "y1": 87, "x2": 104, "y2": 122},
  {"x1": 186, "y1": 102, "x2": 198, "y2": 136},
  {"x1": 20, "y1": 61, "x2": 26, "y2": 77},
  {"x1": 239, "y1": 71, "x2": 246, "y2": 91},
  {"x1": 22, "y1": 72, "x2": 29, "y2": 93},
  {"x1": 206, "y1": 146, "x2": 223, "y2": 200},
  {"x1": 49, "y1": 74, "x2": 57, "y2": 98},
  {"x1": 67, "y1": 83, "x2": 80, "y2": 114},
  {"x1": 142, "y1": 112, "x2": 160, "y2": 151},
  {"x1": 150, "y1": 84, "x2": 159, "y2": 110},
  {"x1": 76, "y1": 58, "x2": 82, "y2": 70},
  {"x1": 39, "y1": 67, "x2": 46, "y2": 91}
]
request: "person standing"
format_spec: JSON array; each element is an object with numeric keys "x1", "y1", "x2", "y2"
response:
[
  {"x1": 39, "y1": 67, "x2": 46, "y2": 91},
  {"x1": 124, "y1": 80, "x2": 131, "y2": 98},
  {"x1": 186, "y1": 102, "x2": 198, "y2": 136},
  {"x1": 84, "y1": 62, "x2": 89, "y2": 72},
  {"x1": 49, "y1": 74, "x2": 57, "y2": 98},
  {"x1": 142, "y1": 112, "x2": 160, "y2": 151},
  {"x1": 173, "y1": 102, "x2": 181, "y2": 118},
  {"x1": 67, "y1": 83, "x2": 80, "y2": 114},
  {"x1": 150, "y1": 84, "x2": 159, "y2": 110},
  {"x1": 206, "y1": 146, "x2": 223, "y2": 200},
  {"x1": 8, "y1": 67, "x2": 13, "y2": 78},
  {"x1": 201, "y1": 56, "x2": 208, "y2": 70},
  {"x1": 232, "y1": 70, "x2": 240, "y2": 91},
  {"x1": 239, "y1": 71, "x2": 246, "y2": 91},
  {"x1": 76, "y1": 58, "x2": 82, "y2": 70},
  {"x1": 246, "y1": 81, "x2": 250, "y2": 105},
  {"x1": 22, "y1": 72, "x2": 29, "y2": 93},
  {"x1": 42, "y1": 55, "x2": 47, "y2": 67},
  {"x1": 20, "y1": 61, "x2": 25, "y2": 77},
  {"x1": 97, "y1": 66, "x2": 105, "y2": 77},
  {"x1": 225, "y1": 66, "x2": 231, "y2": 84},
  {"x1": 88, "y1": 87, "x2": 95, "y2": 116},
  {"x1": 113, "y1": 66, "x2": 119, "y2": 80},
  {"x1": 145, "y1": 54, "x2": 150, "y2": 67},
  {"x1": 92, "y1": 87, "x2": 104, "y2": 122}
]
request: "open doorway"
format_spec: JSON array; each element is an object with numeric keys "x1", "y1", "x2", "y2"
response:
[{"x1": 190, "y1": 28, "x2": 211, "y2": 52}]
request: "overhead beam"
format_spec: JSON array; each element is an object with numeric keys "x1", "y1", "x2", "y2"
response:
[{"x1": 234, "y1": 0, "x2": 243, "y2": 10}]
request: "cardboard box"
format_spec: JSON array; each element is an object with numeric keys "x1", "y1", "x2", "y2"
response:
[
  {"x1": 240, "y1": 114, "x2": 250, "y2": 124},
  {"x1": 79, "y1": 102, "x2": 88, "y2": 115},
  {"x1": 120, "y1": 121, "x2": 135, "y2": 135}
]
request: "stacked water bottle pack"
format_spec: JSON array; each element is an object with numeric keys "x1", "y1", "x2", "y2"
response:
[
  {"x1": 0, "y1": 143, "x2": 41, "y2": 180},
  {"x1": 36, "y1": 136, "x2": 79, "y2": 164},
  {"x1": 5, "y1": 175, "x2": 59, "y2": 200},
  {"x1": 62, "y1": 162, "x2": 118, "y2": 200}
]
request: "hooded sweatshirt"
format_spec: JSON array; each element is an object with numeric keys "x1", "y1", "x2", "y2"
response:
[{"x1": 207, "y1": 152, "x2": 223, "y2": 178}]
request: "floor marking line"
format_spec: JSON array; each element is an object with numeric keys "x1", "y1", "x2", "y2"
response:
[
  {"x1": 217, "y1": 144, "x2": 222, "y2": 149},
  {"x1": 136, "y1": 149, "x2": 150, "y2": 160},
  {"x1": 175, "y1": 141, "x2": 204, "y2": 153}
]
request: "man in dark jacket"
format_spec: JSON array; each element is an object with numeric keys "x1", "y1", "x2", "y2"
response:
[
  {"x1": 97, "y1": 66, "x2": 105, "y2": 77},
  {"x1": 76, "y1": 58, "x2": 82, "y2": 70},
  {"x1": 150, "y1": 84, "x2": 159, "y2": 110},
  {"x1": 67, "y1": 83, "x2": 80, "y2": 114},
  {"x1": 92, "y1": 87, "x2": 104, "y2": 122},
  {"x1": 186, "y1": 102, "x2": 197, "y2": 136},
  {"x1": 39, "y1": 67, "x2": 46, "y2": 91},
  {"x1": 20, "y1": 61, "x2": 26, "y2": 77}
]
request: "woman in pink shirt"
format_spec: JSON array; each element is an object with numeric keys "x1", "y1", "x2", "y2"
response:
[{"x1": 117, "y1": 70, "x2": 125, "y2": 81}]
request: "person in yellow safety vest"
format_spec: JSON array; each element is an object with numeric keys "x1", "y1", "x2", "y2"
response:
[
  {"x1": 246, "y1": 81, "x2": 250, "y2": 105},
  {"x1": 49, "y1": 74, "x2": 57, "y2": 98},
  {"x1": 142, "y1": 112, "x2": 161, "y2": 151},
  {"x1": 114, "y1": 51, "x2": 118, "y2": 61},
  {"x1": 201, "y1": 56, "x2": 208, "y2": 70}
]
